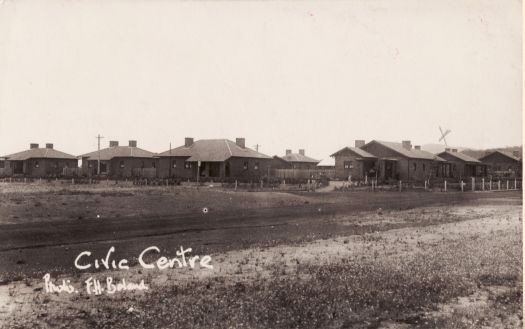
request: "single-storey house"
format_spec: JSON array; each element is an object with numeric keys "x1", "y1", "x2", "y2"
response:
[
  {"x1": 330, "y1": 140, "x2": 377, "y2": 180},
  {"x1": 80, "y1": 140, "x2": 156, "y2": 178},
  {"x1": 479, "y1": 150, "x2": 521, "y2": 178},
  {"x1": 437, "y1": 148, "x2": 487, "y2": 179},
  {"x1": 360, "y1": 140, "x2": 447, "y2": 182},
  {"x1": 279, "y1": 149, "x2": 320, "y2": 169},
  {"x1": 0, "y1": 143, "x2": 78, "y2": 177},
  {"x1": 157, "y1": 138, "x2": 272, "y2": 181}
]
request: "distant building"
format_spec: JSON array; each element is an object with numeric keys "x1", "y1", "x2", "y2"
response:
[
  {"x1": 316, "y1": 157, "x2": 335, "y2": 170},
  {"x1": 437, "y1": 149, "x2": 487, "y2": 179},
  {"x1": 479, "y1": 150, "x2": 521, "y2": 178},
  {"x1": 360, "y1": 140, "x2": 447, "y2": 182},
  {"x1": 0, "y1": 143, "x2": 77, "y2": 177},
  {"x1": 80, "y1": 140, "x2": 156, "y2": 178},
  {"x1": 330, "y1": 140, "x2": 377, "y2": 180},
  {"x1": 279, "y1": 149, "x2": 320, "y2": 170},
  {"x1": 157, "y1": 137, "x2": 272, "y2": 181}
]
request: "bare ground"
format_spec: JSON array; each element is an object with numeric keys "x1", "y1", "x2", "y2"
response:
[{"x1": 0, "y1": 185, "x2": 521, "y2": 328}]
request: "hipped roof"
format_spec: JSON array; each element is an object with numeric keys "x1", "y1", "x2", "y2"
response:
[
  {"x1": 158, "y1": 139, "x2": 271, "y2": 162},
  {"x1": 437, "y1": 151, "x2": 481, "y2": 164},
  {"x1": 280, "y1": 153, "x2": 320, "y2": 164},
  {"x1": 4, "y1": 148, "x2": 77, "y2": 161},
  {"x1": 370, "y1": 140, "x2": 446, "y2": 162},
  {"x1": 80, "y1": 146, "x2": 155, "y2": 160}
]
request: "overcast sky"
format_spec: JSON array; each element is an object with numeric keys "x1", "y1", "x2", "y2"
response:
[{"x1": 0, "y1": 0, "x2": 521, "y2": 161}]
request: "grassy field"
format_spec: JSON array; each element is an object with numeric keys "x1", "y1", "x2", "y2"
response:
[{"x1": 0, "y1": 183, "x2": 522, "y2": 329}]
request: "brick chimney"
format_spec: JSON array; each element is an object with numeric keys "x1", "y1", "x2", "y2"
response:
[
  {"x1": 30, "y1": 143, "x2": 39, "y2": 149},
  {"x1": 354, "y1": 140, "x2": 365, "y2": 148},
  {"x1": 299, "y1": 149, "x2": 305, "y2": 156},
  {"x1": 45, "y1": 143, "x2": 53, "y2": 149},
  {"x1": 401, "y1": 140, "x2": 412, "y2": 150},
  {"x1": 286, "y1": 149, "x2": 292, "y2": 155},
  {"x1": 235, "y1": 138, "x2": 245, "y2": 148},
  {"x1": 109, "y1": 141, "x2": 119, "y2": 147},
  {"x1": 184, "y1": 137, "x2": 194, "y2": 147},
  {"x1": 445, "y1": 148, "x2": 451, "y2": 152},
  {"x1": 452, "y1": 148, "x2": 458, "y2": 153},
  {"x1": 414, "y1": 145, "x2": 421, "y2": 150},
  {"x1": 128, "y1": 140, "x2": 137, "y2": 147}
]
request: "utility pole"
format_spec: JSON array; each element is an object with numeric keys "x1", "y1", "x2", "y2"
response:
[
  {"x1": 96, "y1": 134, "x2": 104, "y2": 175},
  {"x1": 253, "y1": 144, "x2": 261, "y2": 152}
]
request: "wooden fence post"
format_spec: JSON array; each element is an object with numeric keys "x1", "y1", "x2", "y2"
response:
[
  {"x1": 399, "y1": 180, "x2": 402, "y2": 192},
  {"x1": 235, "y1": 180, "x2": 238, "y2": 191},
  {"x1": 461, "y1": 180, "x2": 464, "y2": 192},
  {"x1": 444, "y1": 180, "x2": 447, "y2": 192},
  {"x1": 489, "y1": 180, "x2": 492, "y2": 191},
  {"x1": 506, "y1": 180, "x2": 509, "y2": 190},
  {"x1": 498, "y1": 180, "x2": 501, "y2": 190},
  {"x1": 514, "y1": 178, "x2": 517, "y2": 190},
  {"x1": 482, "y1": 178, "x2": 485, "y2": 191},
  {"x1": 471, "y1": 177, "x2": 475, "y2": 191}
]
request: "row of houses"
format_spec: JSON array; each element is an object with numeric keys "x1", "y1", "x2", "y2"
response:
[
  {"x1": 331, "y1": 140, "x2": 521, "y2": 182},
  {"x1": 0, "y1": 138, "x2": 521, "y2": 182}
]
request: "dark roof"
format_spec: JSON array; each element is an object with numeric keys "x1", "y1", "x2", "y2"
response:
[
  {"x1": 370, "y1": 140, "x2": 446, "y2": 161},
  {"x1": 158, "y1": 139, "x2": 271, "y2": 162},
  {"x1": 4, "y1": 148, "x2": 77, "y2": 161},
  {"x1": 479, "y1": 150, "x2": 521, "y2": 162},
  {"x1": 437, "y1": 151, "x2": 481, "y2": 164},
  {"x1": 80, "y1": 146, "x2": 155, "y2": 160},
  {"x1": 280, "y1": 153, "x2": 320, "y2": 164},
  {"x1": 330, "y1": 146, "x2": 377, "y2": 158}
]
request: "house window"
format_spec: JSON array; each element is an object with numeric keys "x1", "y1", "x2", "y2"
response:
[
  {"x1": 88, "y1": 162, "x2": 93, "y2": 168},
  {"x1": 344, "y1": 161, "x2": 353, "y2": 169},
  {"x1": 0, "y1": 161, "x2": 4, "y2": 169},
  {"x1": 243, "y1": 161, "x2": 249, "y2": 170},
  {"x1": 185, "y1": 162, "x2": 192, "y2": 169},
  {"x1": 141, "y1": 161, "x2": 145, "y2": 169},
  {"x1": 423, "y1": 164, "x2": 426, "y2": 172},
  {"x1": 172, "y1": 161, "x2": 177, "y2": 168},
  {"x1": 254, "y1": 162, "x2": 259, "y2": 170},
  {"x1": 413, "y1": 163, "x2": 417, "y2": 171},
  {"x1": 120, "y1": 161, "x2": 125, "y2": 168},
  {"x1": 34, "y1": 160, "x2": 39, "y2": 168},
  {"x1": 152, "y1": 162, "x2": 156, "y2": 168},
  {"x1": 54, "y1": 162, "x2": 59, "y2": 169}
]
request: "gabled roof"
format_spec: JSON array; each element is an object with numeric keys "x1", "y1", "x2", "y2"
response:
[
  {"x1": 80, "y1": 146, "x2": 155, "y2": 160},
  {"x1": 158, "y1": 139, "x2": 271, "y2": 162},
  {"x1": 330, "y1": 146, "x2": 377, "y2": 159},
  {"x1": 479, "y1": 150, "x2": 521, "y2": 162},
  {"x1": 369, "y1": 140, "x2": 446, "y2": 161},
  {"x1": 280, "y1": 153, "x2": 320, "y2": 164},
  {"x1": 4, "y1": 148, "x2": 77, "y2": 161},
  {"x1": 437, "y1": 151, "x2": 481, "y2": 164}
]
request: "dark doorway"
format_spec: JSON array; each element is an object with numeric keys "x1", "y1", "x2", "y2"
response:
[
  {"x1": 12, "y1": 161, "x2": 23, "y2": 174},
  {"x1": 208, "y1": 162, "x2": 220, "y2": 177},
  {"x1": 225, "y1": 162, "x2": 230, "y2": 177}
]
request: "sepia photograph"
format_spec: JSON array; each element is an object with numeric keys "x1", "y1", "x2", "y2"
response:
[{"x1": 0, "y1": 1, "x2": 522, "y2": 328}]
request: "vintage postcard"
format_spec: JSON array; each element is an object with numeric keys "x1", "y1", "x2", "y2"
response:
[{"x1": 0, "y1": 1, "x2": 522, "y2": 328}]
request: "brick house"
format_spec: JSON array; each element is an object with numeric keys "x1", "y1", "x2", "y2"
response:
[
  {"x1": 437, "y1": 148, "x2": 487, "y2": 180},
  {"x1": 479, "y1": 150, "x2": 521, "y2": 178},
  {"x1": 330, "y1": 140, "x2": 377, "y2": 180},
  {"x1": 157, "y1": 138, "x2": 272, "y2": 181},
  {"x1": 279, "y1": 149, "x2": 320, "y2": 169},
  {"x1": 360, "y1": 140, "x2": 447, "y2": 182},
  {"x1": 0, "y1": 143, "x2": 77, "y2": 177},
  {"x1": 80, "y1": 140, "x2": 156, "y2": 178}
]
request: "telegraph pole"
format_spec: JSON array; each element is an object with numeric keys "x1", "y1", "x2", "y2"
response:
[
  {"x1": 253, "y1": 144, "x2": 261, "y2": 152},
  {"x1": 96, "y1": 134, "x2": 104, "y2": 175}
]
